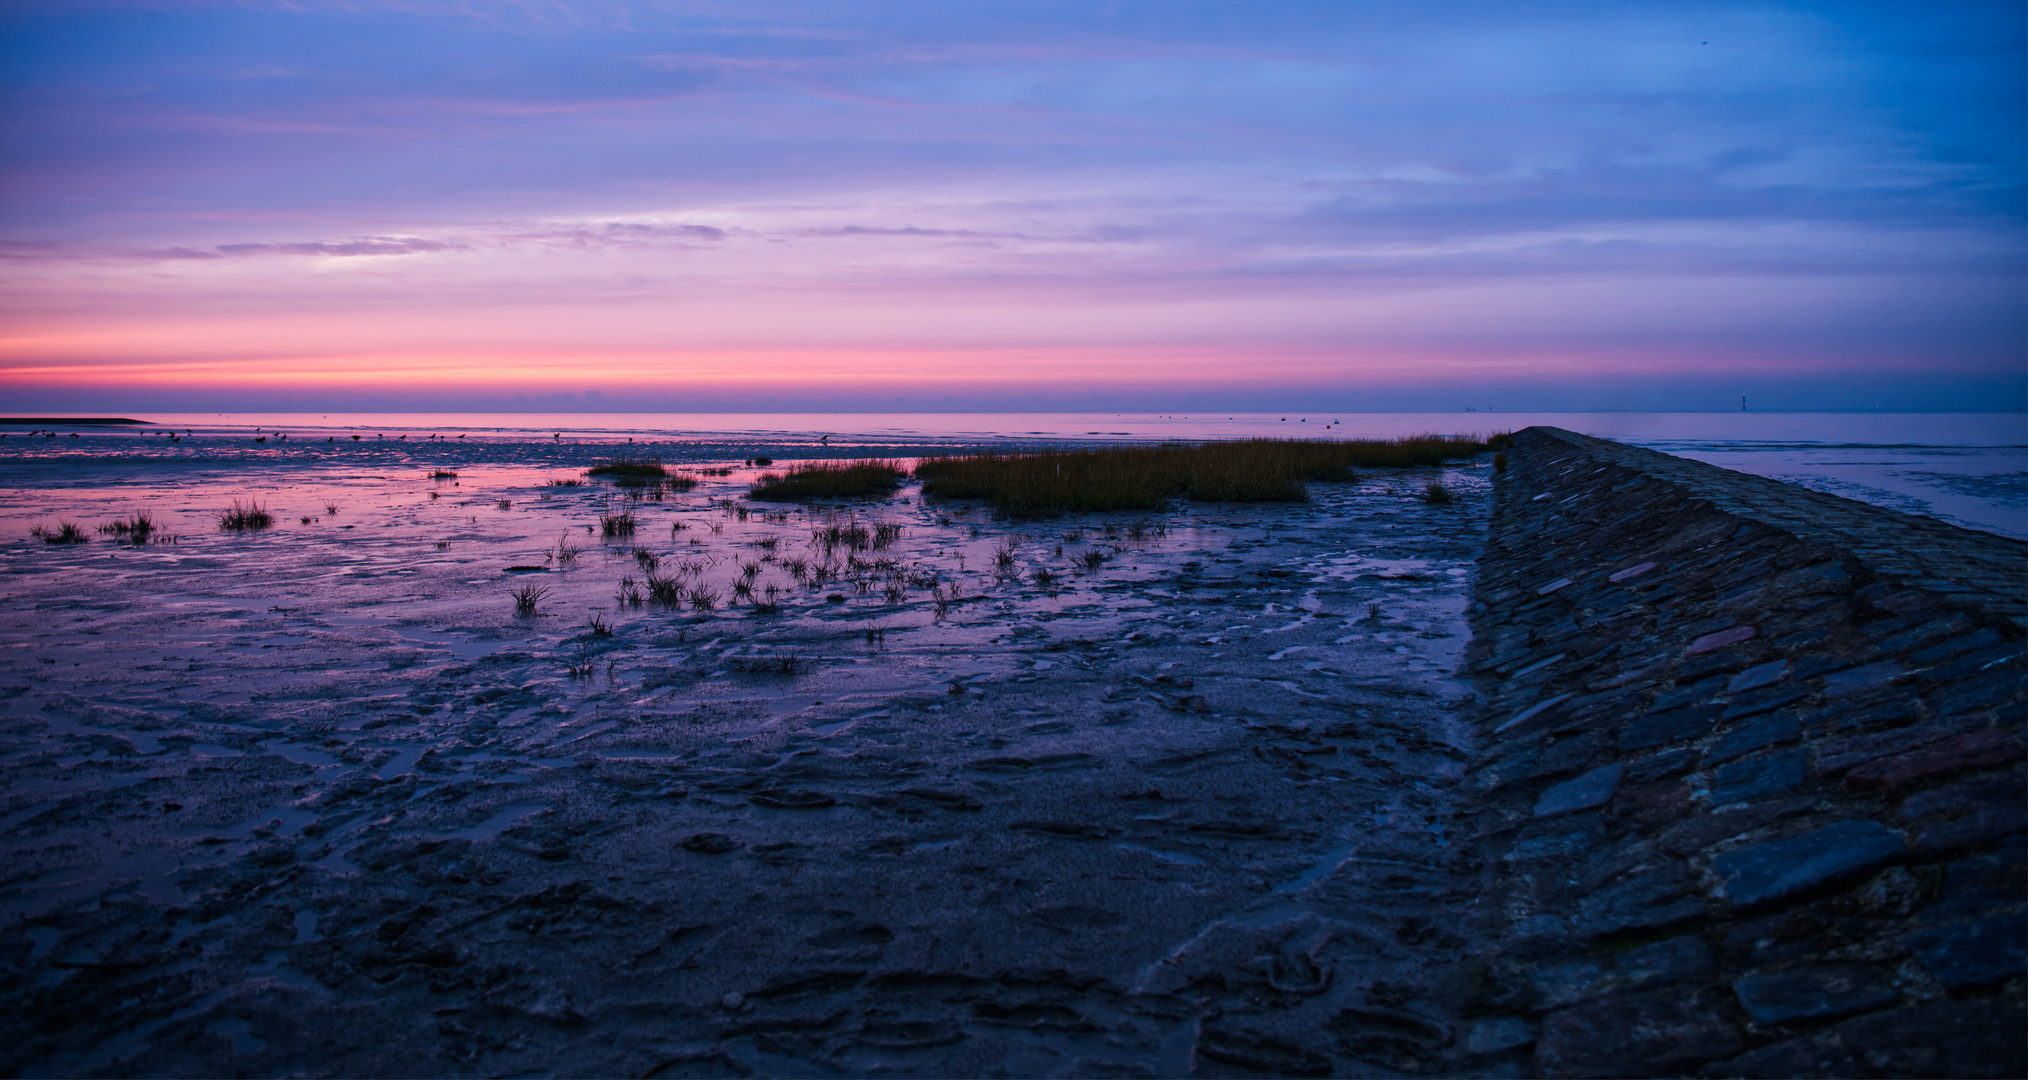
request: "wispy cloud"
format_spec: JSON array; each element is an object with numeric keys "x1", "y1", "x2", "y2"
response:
[{"x1": 0, "y1": 0, "x2": 2019, "y2": 408}]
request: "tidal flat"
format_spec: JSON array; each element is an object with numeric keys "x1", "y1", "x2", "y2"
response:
[{"x1": 1, "y1": 446, "x2": 1493, "y2": 1077}]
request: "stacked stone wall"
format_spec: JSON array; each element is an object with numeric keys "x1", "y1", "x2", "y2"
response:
[{"x1": 1453, "y1": 426, "x2": 2026, "y2": 1077}]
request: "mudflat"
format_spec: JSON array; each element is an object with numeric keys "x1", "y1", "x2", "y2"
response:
[{"x1": 2, "y1": 450, "x2": 1490, "y2": 1077}]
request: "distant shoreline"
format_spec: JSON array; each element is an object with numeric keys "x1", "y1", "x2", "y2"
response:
[{"x1": 0, "y1": 417, "x2": 148, "y2": 426}]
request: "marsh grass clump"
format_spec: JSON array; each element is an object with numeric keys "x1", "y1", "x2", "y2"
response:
[
  {"x1": 588, "y1": 459, "x2": 666, "y2": 481},
  {"x1": 586, "y1": 613, "x2": 612, "y2": 637},
  {"x1": 1493, "y1": 451, "x2": 1508, "y2": 473},
  {"x1": 1079, "y1": 548, "x2": 1108, "y2": 572},
  {"x1": 219, "y1": 500, "x2": 274, "y2": 530},
  {"x1": 551, "y1": 535, "x2": 584, "y2": 564},
  {"x1": 496, "y1": 499, "x2": 512, "y2": 511},
  {"x1": 325, "y1": 503, "x2": 340, "y2": 515},
  {"x1": 873, "y1": 523, "x2": 904, "y2": 548},
  {"x1": 1423, "y1": 482, "x2": 1456, "y2": 506},
  {"x1": 617, "y1": 577, "x2": 644, "y2": 607},
  {"x1": 645, "y1": 570, "x2": 684, "y2": 605},
  {"x1": 97, "y1": 512, "x2": 158, "y2": 543},
  {"x1": 32, "y1": 522, "x2": 89, "y2": 544},
  {"x1": 510, "y1": 582, "x2": 549, "y2": 616},
  {"x1": 686, "y1": 586, "x2": 719, "y2": 611},
  {"x1": 915, "y1": 436, "x2": 1487, "y2": 517},
  {"x1": 749, "y1": 460, "x2": 907, "y2": 501},
  {"x1": 600, "y1": 512, "x2": 638, "y2": 537},
  {"x1": 565, "y1": 642, "x2": 599, "y2": 679},
  {"x1": 429, "y1": 469, "x2": 458, "y2": 479},
  {"x1": 814, "y1": 523, "x2": 871, "y2": 553}
]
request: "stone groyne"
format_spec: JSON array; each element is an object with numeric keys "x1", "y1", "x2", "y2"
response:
[{"x1": 1454, "y1": 426, "x2": 2026, "y2": 1078}]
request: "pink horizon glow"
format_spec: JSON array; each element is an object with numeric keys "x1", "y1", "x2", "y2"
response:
[{"x1": 0, "y1": 2, "x2": 2019, "y2": 413}]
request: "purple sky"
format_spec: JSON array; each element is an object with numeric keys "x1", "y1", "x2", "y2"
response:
[{"x1": 2, "y1": 0, "x2": 2022, "y2": 412}]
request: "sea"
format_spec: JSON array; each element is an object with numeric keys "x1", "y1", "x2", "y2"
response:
[{"x1": 5, "y1": 411, "x2": 2024, "y2": 540}]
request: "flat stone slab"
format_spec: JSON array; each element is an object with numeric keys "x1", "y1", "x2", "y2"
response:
[
  {"x1": 1709, "y1": 819, "x2": 1906, "y2": 909},
  {"x1": 1733, "y1": 964, "x2": 1899, "y2": 1025},
  {"x1": 1533, "y1": 762, "x2": 1623, "y2": 818}
]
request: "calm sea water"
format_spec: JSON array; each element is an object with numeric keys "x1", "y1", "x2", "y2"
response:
[{"x1": 7, "y1": 411, "x2": 2024, "y2": 539}]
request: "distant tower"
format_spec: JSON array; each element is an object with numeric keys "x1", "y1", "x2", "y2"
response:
[{"x1": 1741, "y1": 395, "x2": 1747, "y2": 412}]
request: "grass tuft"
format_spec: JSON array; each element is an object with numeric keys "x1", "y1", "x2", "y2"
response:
[
  {"x1": 1422, "y1": 482, "x2": 1456, "y2": 505},
  {"x1": 749, "y1": 459, "x2": 907, "y2": 501},
  {"x1": 219, "y1": 500, "x2": 274, "y2": 530},
  {"x1": 97, "y1": 511, "x2": 158, "y2": 543},
  {"x1": 916, "y1": 436, "x2": 1487, "y2": 517},
  {"x1": 600, "y1": 512, "x2": 637, "y2": 537},
  {"x1": 429, "y1": 469, "x2": 458, "y2": 479},
  {"x1": 510, "y1": 582, "x2": 549, "y2": 615},
  {"x1": 727, "y1": 650, "x2": 804, "y2": 676},
  {"x1": 645, "y1": 570, "x2": 684, "y2": 605},
  {"x1": 32, "y1": 522, "x2": 89, "y2": 544}
]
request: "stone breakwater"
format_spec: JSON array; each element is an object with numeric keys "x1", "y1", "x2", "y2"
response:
[{"x1": 1453, "y1": 426, "x2": 2026, "y2": 1078}]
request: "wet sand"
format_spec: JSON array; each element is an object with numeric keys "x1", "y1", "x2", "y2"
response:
[{"x1": 1, "y1": 450, "x2": 1491, "y2": 1077}]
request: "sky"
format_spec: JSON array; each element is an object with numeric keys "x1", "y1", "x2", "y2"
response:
[{"x1": 0, "y1": 0, "x2": 2022, "y2": 413}]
